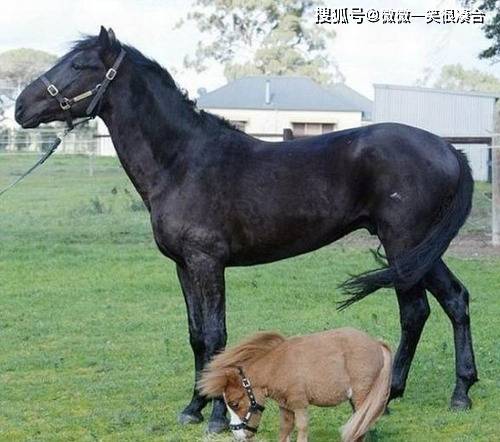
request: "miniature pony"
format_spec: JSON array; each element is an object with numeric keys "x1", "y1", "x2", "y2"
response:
[{"x1": 199, "y1": 328, "x2": 392, "y2": 442}]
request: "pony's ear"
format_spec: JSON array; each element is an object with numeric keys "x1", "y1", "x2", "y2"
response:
[{"x1": 98, "y1": 26, "x2": 119, "y2": 51}]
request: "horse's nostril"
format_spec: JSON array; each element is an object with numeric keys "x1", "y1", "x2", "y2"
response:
[{"x1": 15, "y1": 104, "x2": 25, "y2": 120}]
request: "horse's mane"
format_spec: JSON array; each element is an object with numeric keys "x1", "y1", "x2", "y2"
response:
[
  {"x1": 66, "y1": 35, "x2": 239, "y2": 132},
  {"x1": 199, "y1": 332, "x2": 286, "y2": 397}
]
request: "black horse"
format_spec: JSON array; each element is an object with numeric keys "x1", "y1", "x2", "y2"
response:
[{"x1": 15, "y1": 27, "x2": 477, "y2": 432}]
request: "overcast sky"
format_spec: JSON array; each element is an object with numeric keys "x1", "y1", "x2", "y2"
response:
[{"x1": 0, "y1": 0, "x2": 498, "y2": 99}]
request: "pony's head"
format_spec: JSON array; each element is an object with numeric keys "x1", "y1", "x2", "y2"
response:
[
  {"x1": 200, "y1": 366, "x2": 266, "y2": 440},
  {"x1": 15, "y1": 26, "x2": 122, "y2": 128},
  {"x1": 199, "y1": 332, "x2": 285, "y2": 440}
]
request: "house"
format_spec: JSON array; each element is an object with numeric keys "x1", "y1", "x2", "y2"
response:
[
  {"x1": 374, "y1": 84, "x2": 499, "y2": 181},
  {"x1": 93, "y1": 76, "x2": 372, "y2": 153},
  {"x1": 196, "y1": 76, "x2": 372, "y2": 141}
]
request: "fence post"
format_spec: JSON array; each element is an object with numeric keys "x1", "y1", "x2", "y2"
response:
[{"x1": 493, "y1": 105, "x2": 500, "y2": 246}]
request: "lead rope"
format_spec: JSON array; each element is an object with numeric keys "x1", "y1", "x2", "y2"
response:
[{"x1": 0, "y1": 117, "x2": 91, "y2": 197}]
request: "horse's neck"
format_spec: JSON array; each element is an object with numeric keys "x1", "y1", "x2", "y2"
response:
[{"x1": 99, "y1": 71, "x2": 197, "y2": 203}]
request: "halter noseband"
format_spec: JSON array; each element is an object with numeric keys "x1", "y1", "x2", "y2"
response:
[
  {"x1": 229, "y1": 367, "x2": 266, "y2": 434},
  {"x1": 40, "y1": 48, "x2": 126, "y2": 129}
]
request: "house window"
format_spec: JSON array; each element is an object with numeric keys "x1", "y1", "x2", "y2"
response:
[
  {"x1": 230, "y1": 120, "x2": 246, "y2": 131},
  {"x1": 292, "y1": 123, "x2": 305, "y2": 136},
  {"x1": 321, "y1": 123, "x2": 335, "y2": 133},
  {"x1": 292, "y1": 122, "x2": 336, "y2": 137}
]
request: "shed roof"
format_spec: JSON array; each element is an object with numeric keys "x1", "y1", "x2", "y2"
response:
[
  {"x1": 374, "y1": 83, "x2": 500, "y2": 99},
  {"x1": 197, "y1": 76, "x2": 372, "y2": 116}
]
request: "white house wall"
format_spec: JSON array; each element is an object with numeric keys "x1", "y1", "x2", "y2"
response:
[
  {"x1": 94, "y1": 108, "x2": 363, "y2": 154},
  {"x1": 203, "y1": 108, "x2": 363, "y2": 140}
]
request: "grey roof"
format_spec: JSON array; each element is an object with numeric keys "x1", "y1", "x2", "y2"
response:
[
  {"x1": 374, "y1": 83, "x2": 500, "y2": 99},
  {"x1": 329, "y1": 83, "x2": 373, "y2": 121},
  {"x1": 197, "y1": 76, "x2": 371, "y2": 114}
]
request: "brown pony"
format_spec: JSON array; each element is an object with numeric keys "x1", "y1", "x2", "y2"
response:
[{"x1": 199, "y1": 328, "x2": 392, "y2": 442}]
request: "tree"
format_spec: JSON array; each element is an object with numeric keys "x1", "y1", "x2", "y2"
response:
[
  {"x1": 0, "y1": 48, "x2": 57, "y2": 90},
  {"x1": 0, "y1": 48, "x2": 57, "y2": 125},
  {"x1": 177, "y1": 0, "x2": 343, "y2": 84},
  {"x1": 433, "y1": 63, "x2": 500, "y2": 92},
  {"x1": 463, "y1": 0, "x2": 500, "y2": 61}
]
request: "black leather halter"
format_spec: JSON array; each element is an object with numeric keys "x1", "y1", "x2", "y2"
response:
[
  {"x1": 229, "y1": 367, "x2": 266, "y2": 434},
  {"x1": 40, "y1": 48, "x2": 126, "y2": 129},
  {"x1": 0, "y1": 49, "x2": 126, "y2": 198}
]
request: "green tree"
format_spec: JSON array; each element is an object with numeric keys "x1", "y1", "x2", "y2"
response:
[
  {"x1": 463, "y1": 0, "x2": 500, "y2": 60},
  {"x1": 178, "y1": 0, "x2": 343, "y2": 84},
  {"x1": 0, "y1": 48, "x2": 57, "y2": 125},
  {"x1": 0, "y1": 48, "x2": 57, "y2": 89},
  {"x1": 433, "y1": 63, "x2": 500, "y2": 92}
]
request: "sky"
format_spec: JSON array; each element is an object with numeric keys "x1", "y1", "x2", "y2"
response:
[{"x1": 0, "y1": 0, "x2": 498, "y2": 99}]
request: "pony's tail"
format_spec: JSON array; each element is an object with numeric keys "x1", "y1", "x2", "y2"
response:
[
  {"x1": 338, "y1": 147, "x2": 473, "y2": 310},
  {"x1": 341, "y1": 342, "x2": 392, "y2": 442}
]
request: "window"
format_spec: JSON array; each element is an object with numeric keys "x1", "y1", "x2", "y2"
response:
[
  {"x1": 292, "y1": 123, "x2": 305, "y2": 136},
  {"x1": 230, "y1": 120, "x2": 246, "y2": 131},
  {"x1": 292, "y1": 122, "x2": 336, "y2": 137},
  {"x1": 321, "y1": 123, "x2": 335, "y2": 134}
]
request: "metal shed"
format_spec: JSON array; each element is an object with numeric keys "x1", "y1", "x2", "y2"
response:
[{"x1": 374, "y1": 84, "x2": 499, "y2": 181}]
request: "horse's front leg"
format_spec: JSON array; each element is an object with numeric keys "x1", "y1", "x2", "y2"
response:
[
  {"x1": 176, "y1": 253, "x2": 228, "y2": 433},
  {"x1": 279, "y1": 407, "x2": 295, "y2": 442}
]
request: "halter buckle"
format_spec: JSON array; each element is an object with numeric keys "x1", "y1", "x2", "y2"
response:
[
  {"x1": 60, "y1": 98, "x2": 71, "y2": 111},
  {"x1": 47, "y1": 84, "x2": 59, "y2": 97},
  {"x1": 106, "y1": 68, "x2": 117, "y2": 80}
]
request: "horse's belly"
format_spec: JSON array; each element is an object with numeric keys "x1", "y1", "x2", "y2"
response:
[{"x1": 226, "y1": 217, "x2": 351, "y2": 266}]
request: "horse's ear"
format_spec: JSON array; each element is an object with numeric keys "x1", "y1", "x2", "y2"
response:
[
  {"x1": 98, "y1": 26, "x2": 119, "y2": 51},
  {"x1": 98, "y1": 26, "x2": 109, "y2": 48},
  {"x1": 108, "y1": 28, "x2": 117, "y2": 47}
]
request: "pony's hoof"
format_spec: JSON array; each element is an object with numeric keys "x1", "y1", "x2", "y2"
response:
[
  {"x1": 450, "y1": 396, "x2": 472, "y2": 411},
  {"x1": 178, "y1": 411, "x2": 204, "y2": 425},
  {"x1": 207, "y1": 418, "x2": 229, "y2": 433}
]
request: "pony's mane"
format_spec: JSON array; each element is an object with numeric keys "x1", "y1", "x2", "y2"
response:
[
  {"x1": 66, "y1": 35, "x2": 239, "y2": 131},
  {"x1": 199, "y1": 332, "x2": 286, "y2": 397}
]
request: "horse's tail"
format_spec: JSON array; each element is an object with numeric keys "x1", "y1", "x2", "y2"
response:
[
  {"x1": 338, "y1": 147, "x2": 473, "y2": 310},
  {"x1": 341, "y1": 342, "x2": 392, "y2": 442}
]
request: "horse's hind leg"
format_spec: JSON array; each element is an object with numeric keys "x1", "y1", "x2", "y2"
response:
[
  {"x1": 377, "y1": 232, "x2": 431, "y2": 401},
  {"x1": 424, "y1": 259, "x2": 478, "y2": 409}
]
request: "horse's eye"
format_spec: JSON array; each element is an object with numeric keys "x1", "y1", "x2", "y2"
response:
[
  {"x1": 228, "y1": 400, "x2": 239, "y2": 409},
  {"x1": 71, "y1": 62, "x2": 84, "y2": 70}
]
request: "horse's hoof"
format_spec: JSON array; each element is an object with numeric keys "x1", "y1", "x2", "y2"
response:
[
  {"x1": 450, "y1": 396, "x2": 472, "y2": 411},
  {"x1": 207, "y1": 418, "x2": 229, "y2": 433},
  {"x1": 178, "y1": 411, "x2": 204, "y2": 425}
]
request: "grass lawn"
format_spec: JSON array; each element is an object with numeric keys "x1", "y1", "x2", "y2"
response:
[{"x1": 0, "y1": 154, "x2": 499, "y2": 441}]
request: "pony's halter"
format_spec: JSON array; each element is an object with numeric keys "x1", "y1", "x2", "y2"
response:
[
  {"x1": 39, "y1": 48, "x2": 126, "y2": 129},
  {"x1": 228, "y1": 367, "x2": 266, "y2": 434}
]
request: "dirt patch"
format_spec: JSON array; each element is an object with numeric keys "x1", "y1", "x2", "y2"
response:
[
  {"x1": 449, "y1": 233, "x2": 500, "y2": 259},
  {"x1": 334, "y1": 231, "x2": 500, "y2": 260}
]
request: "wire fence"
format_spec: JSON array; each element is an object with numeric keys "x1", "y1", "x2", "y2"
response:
[
  {"x1": 0, "y1": 127, "x2": 495, "y2": 242},
  {"x1": 0, "y1": 122, "x2": 98, "y2": 154}
]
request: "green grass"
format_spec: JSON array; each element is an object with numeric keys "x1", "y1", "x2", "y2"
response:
[{"x1": 0, "y1": 154, "x2": 499, "y2": 441}]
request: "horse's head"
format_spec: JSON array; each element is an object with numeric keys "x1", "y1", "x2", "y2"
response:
[
  {"x1": 199, "y1": 366, "x2": 266, "y2": 440},
  {"x1": 15, "y1": 26, "x2": 122, "y2": 128}
]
